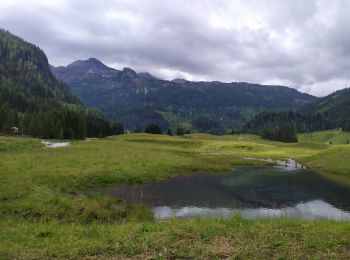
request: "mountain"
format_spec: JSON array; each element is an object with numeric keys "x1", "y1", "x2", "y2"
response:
[
  {"x1": 0, "y1": 29, "x2": 123, "y2": 139},
  {"x1": 53, "y1": 58, "x2": 116, "y2": 80},
  {"x1": 52, "y1": 58, "x2": 316, "y2": 133},
  {"x1": 242, "y1": 88, "x2": 350, "y2": 136}
]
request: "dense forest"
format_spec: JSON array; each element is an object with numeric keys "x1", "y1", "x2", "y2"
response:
[
  {"x1": 0, "y1": 29, "x2": 123, "y2": 139},
  {"x1": 299, "y1": 88, "x2": 350, "y2": 131},
  {"x1": 241, "y1": 110, "x2": 337, "y2": 142},
  {"x1": 242, "y1": 111, "x2": 331, "y2": 133},
  {"x1": 242, "y1": 88, "x2": 350, "y2": 141}
]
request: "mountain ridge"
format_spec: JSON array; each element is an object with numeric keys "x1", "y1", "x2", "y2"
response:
[
  {"x1": 53, "y1": 57, "x2": 315, "y2": 92},
  {"x1": 51, "y1": 58, "x2": 316, "y2": 133}
]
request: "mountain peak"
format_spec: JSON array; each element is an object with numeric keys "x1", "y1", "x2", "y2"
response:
[
  {"x1": 63, "y1": 58, "x2": 116, "y2": 75},
  {"x1": 87, "y1": 57, "x2": 101, "y2": 62},
  {"x1": 68, "y1": 58, "x2": 107, "y2": 68},
  {"x1": 86, "y1": 58, "x2": 106, "y2": 66}
]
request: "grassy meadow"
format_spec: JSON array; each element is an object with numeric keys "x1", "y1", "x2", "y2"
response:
[{"x1": 1, "y1": 131, "x2": 350, "y2": 259}]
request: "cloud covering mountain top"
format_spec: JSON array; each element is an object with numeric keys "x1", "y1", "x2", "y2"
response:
[{"x1": 1, "y1": 0, "x2": 349, "y2": 96}]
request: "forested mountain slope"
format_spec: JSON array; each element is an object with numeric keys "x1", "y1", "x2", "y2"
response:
[
  {"x1": 242, "y1": 88, "x2": 350, "y2": 136},
  {"x1": 52, "y1": 58, "x2": 316, "y2": 133},
  {"x1": 299, "y1": 88, "x2": 350, "y2": 130},
  {"x1": 0, "y1": 29, "x2": 123, "y2": 139}
]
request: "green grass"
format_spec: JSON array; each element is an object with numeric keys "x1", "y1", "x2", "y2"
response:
[
  {"x1": 0, "y1": 131, "x2": 350, "y2": 259},
  {"x1": 0, "y1": 135, "x2": 42, "y2": 151},
  {"x1": 1, "y1": 218, "x2": 350, "y2": 259},
  {"x1": 299, "y1": 129, "x2": 350, "y2": 144}
]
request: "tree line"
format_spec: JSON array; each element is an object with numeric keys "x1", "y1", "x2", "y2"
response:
[
  {"x1": 0, "y1": 102, "x2": 124, "y2": 139},
  {"x1": 241, "y1": 111, "x2": 324, "y2": 143},
  {"x1": 143, "y1": 123, "x2": 190, "y2": 136},
  {"x1": 241, "y1": 110, "x2": 350, "y2": 143}
]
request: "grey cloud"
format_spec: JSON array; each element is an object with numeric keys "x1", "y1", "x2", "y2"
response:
[{"x1": 0, "y1": 0, "x2": 350, "y2": 96}]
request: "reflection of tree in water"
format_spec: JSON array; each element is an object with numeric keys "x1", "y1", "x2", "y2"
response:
[
  {"x1": 220, "y1": 167, "x2": 350, "y2": 210},
  {"x1": 107, "y1": 166, "x2": 350, "y2": 211}
]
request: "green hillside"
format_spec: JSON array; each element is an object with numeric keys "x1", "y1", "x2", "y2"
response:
[
  {"x1": 0, "y1": 29, "x2": 123, "y2": 139},
  {"x1": 242, "y1": 88, "x2": 350, "y2": 141},
  {"x1": 300, "y1": 88, "x2": 350, "y2": 130},
  {"x1": 299, "y1": 129, "x2": 350, "y2": 144}
]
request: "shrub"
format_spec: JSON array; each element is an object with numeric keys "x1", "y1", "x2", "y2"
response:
[{"x1": 145, "y1": 123, "x2": 162, "y2": 134}]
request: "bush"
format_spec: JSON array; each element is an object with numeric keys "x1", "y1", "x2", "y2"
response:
[
  {"x1": 259, "y1": 125, "x2": 298, "y2": 143},
  {"x1": 176, "y1": 127, "x2": 185, "y2": 136},
  {"x1": 145, "y1": 123, "x2": 162, "y2": 134},
  {"x1": 166, "y1": 129, "x2": 173, "y2": 136}
]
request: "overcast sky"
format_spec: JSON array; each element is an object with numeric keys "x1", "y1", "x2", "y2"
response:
[{"x1": 1, "y1": 0, "x2": 349, "y2": 96}]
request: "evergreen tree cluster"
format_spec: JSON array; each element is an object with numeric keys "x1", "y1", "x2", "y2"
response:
[
  {"x1": 241, "y1": 111, "x2": 333, "y2": 143},
  {"x1": 298, "y1": 88, "x2": 350, "y2": 132},
  {"x1": 343, "y1": 122, "x2": 350, "y2": 132},
  {"x1": 176, "y1": 127, "x2": 185, "y2": 136},
  {"x1": 242, "y1": 87, "x2": 350, "y2": 138},
  {"x1": 144, "y1": 123, "x2": 162, "y2": 134},
  {"x1": 260, "y1": 125, "x2": 298, "y2": 143},
  {"x1": 0, "y1": 29, "x2": 123, "y2": 139},
  {"x1": 142, "y1": 123, "x2": 191, "y2": 136},
  {"x1": 242, "y1": 111, "x2": 331, "y2": 135}
]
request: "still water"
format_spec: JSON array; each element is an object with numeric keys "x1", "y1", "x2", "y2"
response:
[{"x1": 106, "y1": 166, "x2": 350, "y2": 220}]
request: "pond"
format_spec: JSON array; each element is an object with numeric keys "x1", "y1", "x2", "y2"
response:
[
  {"x1": 105, "y1": 166, "x2": 350, "y2": 220},
  {"x1": 42, "y1": 140, "x2": 70, "y2": 148}
]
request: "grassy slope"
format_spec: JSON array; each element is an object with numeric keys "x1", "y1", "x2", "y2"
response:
[
  {"x1": 298, "y1": 130, "x2": 350, "y2": 182},
  {"x1": 1, "y1": 132, "x2": 350, "y2": 259},
  {"x1": 299, "y1": 129, "x2": 350, "y2": 144}
]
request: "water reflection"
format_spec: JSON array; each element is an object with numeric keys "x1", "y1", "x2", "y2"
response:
[
  {"x1": 106, "y1": 166, "x2": 350, "y2": 220},
  {"x1": 153, "y1": 200, "x2": 350, "y2": 220}
]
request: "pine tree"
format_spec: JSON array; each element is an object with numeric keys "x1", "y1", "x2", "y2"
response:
[
  {"x1": 176, "y1": 127, "x2": 185, "y2": 136},
  {"x1": 145, "y1": 123, "x2": 162, "y2": 134},
  {"x1": 58, "y1": 128, "x2": 64, "y2": 140},
  {"x1": 166, "y1": 128, "x2": 173, "y2": 136}
]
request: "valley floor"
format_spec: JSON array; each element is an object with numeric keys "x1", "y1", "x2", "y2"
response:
[{"x1": 1, "y1": 131, "x2": 350, "y2": 259}]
